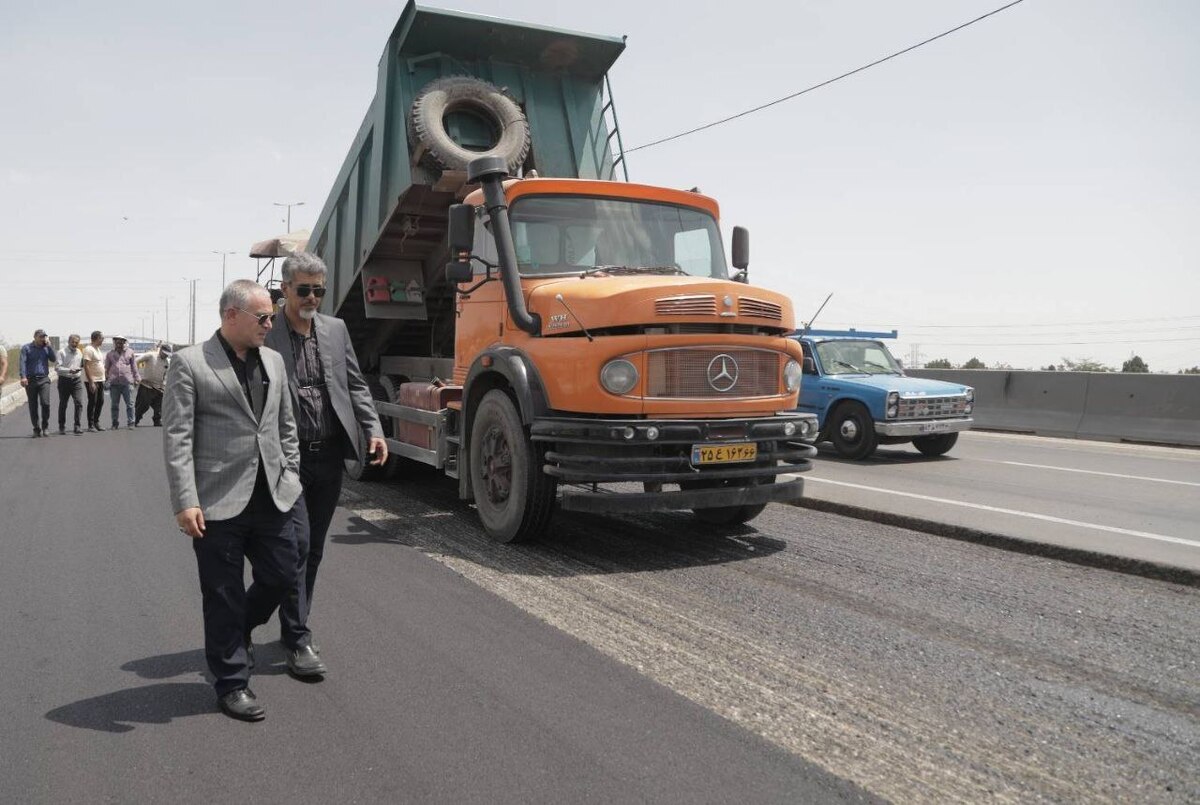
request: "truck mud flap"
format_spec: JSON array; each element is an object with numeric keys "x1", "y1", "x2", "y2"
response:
[{"x1": 559, "y1": 477, "x2": 804, "y2": 514}]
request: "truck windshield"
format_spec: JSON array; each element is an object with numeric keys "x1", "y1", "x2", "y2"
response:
[
  {"x1": 815, "y1": 340, "x2": 903, "y2": 375},
  {"x1": 505, "y1": 195, "x2": 728, "y2": 278}
]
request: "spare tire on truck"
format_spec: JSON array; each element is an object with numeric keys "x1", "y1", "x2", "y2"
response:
[{"x1": 409, "y1": 76, "x2": 531, "y2": 174}]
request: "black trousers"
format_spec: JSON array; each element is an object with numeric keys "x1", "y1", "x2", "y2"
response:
[
  {"x1": 135, "y1": 385, "x2": 163, "y2": 425},
  {"x1": 192, "y1": 475, "x2": 300, "y2": 696},
  {"x1": 276, "y1": 444, "x2": 345, "y2": 649},
  {"x1": 26, "y1": 377, "x2": 51, "y2": 430},
  {"x1": 57, "y1": 376, "x2": 85, "y2": 429},
  {"x1": 85, "y1": 382, "x2": 104, "y2": 427}
]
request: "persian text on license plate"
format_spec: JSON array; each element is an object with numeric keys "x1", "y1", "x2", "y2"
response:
[
  {"x1": 691, "y1": 442, "x2": 758, "y2": 465},
  {"x1": 918, "y1": 421, "x2": 951, "y2": 433}
]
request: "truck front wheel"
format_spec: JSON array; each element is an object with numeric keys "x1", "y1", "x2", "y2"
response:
[
  {"x1": 828, "y1": 402, "x2": 878, "y2": 460},
  {"x1": 913, "y1": 432, "x2": 958, "y2": 457},
  {"x1": 469, "y1": 389, "x2": 557, "y2": 543}
]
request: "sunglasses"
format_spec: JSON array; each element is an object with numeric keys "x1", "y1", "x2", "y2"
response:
[
  {"x1": 294, "y1": 284, "x2": 326, "y2": 298},
  {"x1": 236, "y1": 308, "x2": 274, "y2": 326}
]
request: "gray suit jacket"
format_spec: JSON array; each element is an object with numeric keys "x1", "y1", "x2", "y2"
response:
[
  {"x1": 163, "y1": 333, "x2": 302, "y2": 521},
  {"x1": 265, "y1": 311, "x2": 383, "y2": 463}
]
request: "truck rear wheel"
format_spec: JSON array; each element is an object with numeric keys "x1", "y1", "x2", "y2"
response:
[
  {"x1": 469, "y1": 389, "x2": 556, "y2": 543},
  {"x1": 828, "y1": 401, "x2": 878, "y2": 460},
  {"x1": 681, "y1": 478, "x2": 770, "y2": 526},
  {"x1": 913, "y1": 432, "x2": 958, "y2": 457}
]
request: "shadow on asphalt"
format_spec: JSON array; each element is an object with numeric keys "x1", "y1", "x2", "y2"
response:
[
  {"x1": 813, "y1": 445, "x2": 958, "y2": 465},
  {"x1": 335, "y1": 468, "x2": 789, "y2": 578},
  {"x1": 45, "y1": 682, "x2": 214, "y2": 733}
]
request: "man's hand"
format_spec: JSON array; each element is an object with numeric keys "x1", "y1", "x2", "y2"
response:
[
  {"x1": 19, "y1": 377, "x2": 28, "y2": 387},
  {"x1": 86, "y1": 380, "x2": 96, "y2": 393},
  {"x1": 368, "y1": 436, "x2": 389, "y2": 466},
  {"x1": 176, "y1": 507, "x2": 206, "y2": 538}
]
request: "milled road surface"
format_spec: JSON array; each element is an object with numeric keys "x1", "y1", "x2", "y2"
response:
[
  {"x1": 0, "y1": 426, "x2": 867, "y2": 804},
  {"x1": 337, "y1": 465, "x2": 1199, "y2": 803}
]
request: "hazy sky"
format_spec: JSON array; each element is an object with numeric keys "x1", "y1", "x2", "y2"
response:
[{"x1": 2, "y1": 0, "x2": 1197, "y2": 370}]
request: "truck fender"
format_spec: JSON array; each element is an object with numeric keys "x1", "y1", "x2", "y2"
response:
[{"x1": 457, "y1": 347, "x2": 551, "y2": 501}]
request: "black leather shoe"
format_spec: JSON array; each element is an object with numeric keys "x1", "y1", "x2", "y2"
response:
[
  {"x1": 218, "y1": 688, "x2": 265, "y2": 721},
  {"x1": 58, "y1": 427, "x2": 66, "y2": 435},
  {"x1": 286, "y1": 645, "x2": 327, "y2": 678},
  {"x1": 73, "y1": 426, "x2": 83, "y2": 434},
  {"x1": 93, "y1": 423, "x2": 105, "y2": 432}
]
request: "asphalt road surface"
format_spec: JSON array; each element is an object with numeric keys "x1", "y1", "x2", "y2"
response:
[
  {"x1": 0, "y1": 425, "x2": 868, "y2": 804},
  {"x1": 2, "y1": 422, "x2": 1197, "y2": 802},
  {"x1": 799, "y1": 431, "x2": 1200, "y2": 573}
]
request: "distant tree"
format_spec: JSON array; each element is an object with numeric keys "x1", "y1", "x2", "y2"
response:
[
  {"x1": 991, "y1": 361, "x2": 1013, "y2": 370},
  {"x1": 1061, "y1": 357, "x2": 1113, "y2": 372},
  {"x1": 924, "y1": 358, "x2": 952, "y2": 369},
  {"x1": 962, "y1": 357, "x2": 986, "y2": 369},
  {"x1": 1121, "y1": 355, "x2": 1149, "y2": 373},
  {"x1": 1041, "y1": 364, "x2": 1058, "y2": 371},
  {"x1": 1180, "y1": 366, "x2": 1200, "y2": 375}
]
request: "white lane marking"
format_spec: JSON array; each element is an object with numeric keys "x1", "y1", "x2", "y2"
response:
[
  {"x1": 992, "y1": 461, "x2": 1200, "y2": 488},
  {"x1": 802, "y1": 477, "x2": 1200, "y2": 549}
]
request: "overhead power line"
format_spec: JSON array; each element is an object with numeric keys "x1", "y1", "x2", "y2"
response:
[
  {"x1": 824, "y1": 314, "x2": 1200, "y2": 329},
  {"x1": 627, "y1": 0, "x2": 1027, "y2": 153}
]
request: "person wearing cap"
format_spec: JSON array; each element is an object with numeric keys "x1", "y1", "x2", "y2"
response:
[
  {"x1": 55, "y1": 333, "x2": 86, "y2": 435},
  {"x1": 19, "y1": 329, "x2": 57, "y2": 437},
  {"x1": 103, "y1": 335, "x2": 140, "y2": 429},
  {"x1": 82, "y1": 330, "x2": 107, "y2": 431},
  {"x1": 135, "y1": 342, "x2": 171, "y2": 427}
]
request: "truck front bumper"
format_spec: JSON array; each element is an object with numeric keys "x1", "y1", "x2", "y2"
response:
[
  {"x1": 530, "y1": 413, "x2": 818, "y2": 514},
  {"x1": 875, "y1": 417, "x2": 974, "y2": 437}
]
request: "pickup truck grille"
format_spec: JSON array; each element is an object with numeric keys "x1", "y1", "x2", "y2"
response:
[
  {"x1": 896, "y1": 395, "x2": 969, "y2": 419},
  {"x1": 656, "y1": 295, "x2": 716, "y2": 316},
  {"x1": 737, "y1": 296, "x2": 783, "y2": 321},
  {"x1": 645, "y1": 347, "x2": 781, "y2": 399}
]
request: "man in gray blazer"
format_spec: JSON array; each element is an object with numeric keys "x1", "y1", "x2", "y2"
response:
[
  {"x1": 164, "y1": 279, "x2": 303, "y2": 722},
  {"x1": 262, "y1": 251, "x2": 386, "y2": 678}
]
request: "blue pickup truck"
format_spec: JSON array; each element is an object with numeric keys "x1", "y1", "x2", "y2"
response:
[{"x1": 792, "y1": 330, "x2": 974, "y2": 459}]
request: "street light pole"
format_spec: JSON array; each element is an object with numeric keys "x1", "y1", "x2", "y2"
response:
[
  {"x1": 212, "y1": 250, "x2": 236, "y2": 287},
  {"x1": 182, "y1": 278, "x2": 198, "y2": 345},
  {"x1": 164, "y1": 296, "x2": 170, "y2": 344},
  {"x1": 273, "y1": 201, "x2": 305, "y2": 233}
]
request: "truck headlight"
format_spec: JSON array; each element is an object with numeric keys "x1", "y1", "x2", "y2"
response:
[
  {"x1": 600, "y1": 359, "x2": 639, "y2": 395},
  {"x1": 886, "y1": 391, "x2": 899, "y2": 419},
  {"x1": 783, "y1": 359, "x2": 802, "y2": 392}
]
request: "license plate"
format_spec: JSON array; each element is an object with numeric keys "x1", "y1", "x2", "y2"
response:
[
  {"x1": 918, "y1": 421, "x2": 951, "y2": 433},
  {"x1": 691, "y1": 442, "x2": 758, "y2": 465}
]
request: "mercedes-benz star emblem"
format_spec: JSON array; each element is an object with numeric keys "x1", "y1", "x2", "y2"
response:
[{"x1": 706, "y1": 354, "x2": 739, "y2": 392}]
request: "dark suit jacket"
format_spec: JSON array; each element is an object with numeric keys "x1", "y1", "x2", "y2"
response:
[{"x1": 265, "y1": 310, "x2": 383, "y2": 463}]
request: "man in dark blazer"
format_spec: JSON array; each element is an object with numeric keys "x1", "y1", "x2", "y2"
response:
[
  {"x1": 164, "y1": 279, "x2": 303, "y2": 721},
  {"x1": 262, "y1": 251, "x2": 386, "y2": 678}
]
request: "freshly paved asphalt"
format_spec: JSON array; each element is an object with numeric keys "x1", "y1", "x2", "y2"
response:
[{"x1": 0, "y1": 423, "x2": 870, "y2": 804}]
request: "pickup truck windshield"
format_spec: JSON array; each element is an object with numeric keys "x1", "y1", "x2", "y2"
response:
[
  {"x1": 503, "y1": 195, "x2": 729, "y2": 278},
  {"x1": 815, "y1": 339, "x2": 903, "y2": 375}
]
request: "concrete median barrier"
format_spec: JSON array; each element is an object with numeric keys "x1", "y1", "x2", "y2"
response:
[
  {"x1": 0, "y1": 385, "x2": 26, "y2": 417},
  {"x1": 910, "y1": 369, "x2": 1200, "y2": 446}
]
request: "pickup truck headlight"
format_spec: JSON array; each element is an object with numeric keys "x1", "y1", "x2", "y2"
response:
[
  {"x1": 600, "y1": 359, "x2": 639, "y2": 395},
  {"x1": 886, "y1": 391, "x2": 899, "y2": 419},
  {"x1": 783, "y1": 359, "x2": 802, "y2": 392}
]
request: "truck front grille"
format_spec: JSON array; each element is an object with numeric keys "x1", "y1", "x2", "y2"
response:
[
  {"x1": 896, "y1": 395, "x2": 969, "y2": 419},
  {"x1": 737, "y1": 296, "x2": 783, "y2": 321},
  {"x1": 645, "y1": 347, "x2": 781, "y2": 399},
  {"x1": 655, "y1": 295, "x2": 717, "y2": 316}
]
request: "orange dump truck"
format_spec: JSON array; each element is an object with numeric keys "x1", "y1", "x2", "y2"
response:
[{"x1": 305, "y1": 3, "x2": 818, "y2": 542}]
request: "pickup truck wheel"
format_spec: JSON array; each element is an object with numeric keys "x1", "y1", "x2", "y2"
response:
[
  {"x1": 681, "y1": 478, "x2": 770, "y2": 526},
  {"x1": 829, "y1": 402, "x2": 878, "y2": 460},
  {"x1": 913, "y1": 432, "x2": 958, "y2": 457},
  {"x1": 469, "y1": 389, "x2": 556, "y2": 543}
]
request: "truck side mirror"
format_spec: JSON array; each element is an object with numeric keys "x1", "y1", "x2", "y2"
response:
[
  {"x1": 731, "y1": 226, "x2": 749, "y2": 270},
  {"x1": 447, "y1": 204, "x2": 475, "y2": 253},
  {"x1": 445, "y1": 260, "x2": 474, "y2": 284},
  {"x1": 802, "y1": 356, "x2": 817, "y2": 375}
]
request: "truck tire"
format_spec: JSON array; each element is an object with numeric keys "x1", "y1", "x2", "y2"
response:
[
  {"x1": 410, "y1": 76, "x2": 531, "y2": 174},
  {"x1": 344, "y1": 375, "x2": 398, "y2": 482},
  {"x1": 828, "y1": 401, "x2": 878, "y2": 460},
  {"x1": 469, "y1": 389, "x2": 556, "y2": 543},
  {"x1": 681, "y1": 477, "x2": 770, "y2": 526},
  {"x1": 913, "y1": 432, "x2": 958, "y2": 457}
]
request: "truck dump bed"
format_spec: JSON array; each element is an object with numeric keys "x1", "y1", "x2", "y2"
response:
[{"x1": 308, "y1": 1, "x2": 626, "y2": 369}]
